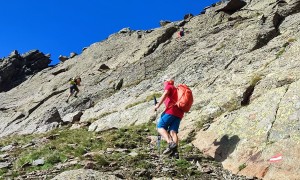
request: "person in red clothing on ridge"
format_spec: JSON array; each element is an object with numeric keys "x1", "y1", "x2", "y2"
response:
[{"x1": 154, "y1": 76, "x2": 184, "y2": 158}]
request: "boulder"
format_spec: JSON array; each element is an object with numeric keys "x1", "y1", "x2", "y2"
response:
[
  {"x1": 45, "y1": 53, "x2": 51, "y2": 58},
  {"x1": 118, "y1": 27, "x2": 131, "y2": 33},
  {"x1": 0, "y1": 49, "x2": 50, "y2": 92},
  {"x1": 59, "y1": 55, "x2": 69, "y2": 62},
  {"x1": 82, "y1": 47, "x2": 88, "y2": 52},
  {"x1": 32, "y1": 159, "x2": 45, "y2": 166},
  {"x1": 159, "y1": 20, "x2": 171, "y2": 27},
  {"x1": 69, "y1": 52, "x2": 78, "y2": 58},
  {"x1": 1, "y1": 145, "x2": 15, "y2": 152},
  {"x1": 215, "y1": 0, "x2": 247, "y2": 13},
  {"x1": 184, "y1": 14, "x2": 194, "y2": 21},
  {"x1": 9, "y1": 50, "x2": 20, "y2": 59},
  {"x1": 62, "y1": 111, "x2": 83, "y2": 123},
  {"x1": 0, "y1": 162, "x2": 11, "y2": 169}
]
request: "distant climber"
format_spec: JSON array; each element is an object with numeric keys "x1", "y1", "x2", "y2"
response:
[
  {"x1": 178, "y1": 27, "x2": 184, "y2": 38},
  {"x1": 66, "y1": 76, "x2": 81, "y2": 103},
  {"x1": 154, "y1": 76, "x2": 184, "y2": 159}
]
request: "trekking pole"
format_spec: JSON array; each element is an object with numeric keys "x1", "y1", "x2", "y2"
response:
[{"x1": 154, "y1": 96, "x2": 161, "y2": 157}]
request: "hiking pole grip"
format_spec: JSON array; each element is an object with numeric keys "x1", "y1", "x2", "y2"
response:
[{"x1": 154, "y1": 96, "x2": 158, "y2": 111}]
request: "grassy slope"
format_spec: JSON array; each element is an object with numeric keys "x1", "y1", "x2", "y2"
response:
[{"x1": 0, "y1": 123, "x2": 208, "y2": 179}]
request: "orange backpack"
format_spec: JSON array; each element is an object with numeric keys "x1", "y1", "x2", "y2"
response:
[{"x1": 176, "y1": 84, "x2": 193, "y2": 112}]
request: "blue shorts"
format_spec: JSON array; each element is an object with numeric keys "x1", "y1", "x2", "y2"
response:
[
  {"x1": 157, "y1": 113, "x2": 181, "y2": 133},
  {"x1": 70, "y1": 85, "x2": 79, "y2": 93}
]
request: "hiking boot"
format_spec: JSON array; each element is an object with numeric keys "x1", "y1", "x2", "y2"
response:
[
  {"x1": 170, "y1": 148, "x2": 179, "y2": 159},
  {"x1": 66, "y1": 100, "x2": 68, "y2": 103},
  {"x1": 163, "y1": 142, "x2": 177, "y2": 155},
  {"x1": 74, "y1": 95, "x2": 78, "y2": 98}
]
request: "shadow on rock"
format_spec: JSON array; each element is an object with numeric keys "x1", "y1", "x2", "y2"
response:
[{"x1": 213, "y1": 135, "x2": 240, "y2": 162}]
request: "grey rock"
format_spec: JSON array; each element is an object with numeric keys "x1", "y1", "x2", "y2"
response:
[
  {"x1": 129, "y1": 151, "x2": 138, "y2": 157},
  {"x1": 215, "y1": 0, "x2": 247, "y2": 13},
  {"x1": 51, "y1": 169, "x2": 121, "y2": 180},
  {"x1": 0, "y1": 49, "x2": 50, "y2": 92},
  {"x1": 45, "y1": 53, "x2": 51, "y2": 58},
  {"x1": 118, "y1": 27, "x2": 131, "y2": 33},
  {"x1": 0, "y1": 153, "x2": 9, "y2": 159},
  {"x1": 62, "y1": 111, "x2": 83, "y2": 123},
  {"x1": 69, "y1": 52, "x2": 78, "y2": 58},
  {"x1": 159, "y1": 20, "x2": 171, "y2": 27},
  {"x1": 22, "y1": 142, "x2": 35, "y2": 148},
  {"x1": 106, "y1": 148, "x2": 115, "y2": 154},
  {"x1": 9, "y1": 50, "x2": 20, "y2": 59},
  {"x1": 83, "y1": 151, "x2": 104, "y2": 159},
  {"x1": 58, "y1": 55, "x2": 69, "y2": 62},
  {"x1": 184, "y1": 13, "x2": 194, "y2": 21},
  {"x1": 1, "y1": 145, "x2": 14, "y2": 152},
  {"x1": 82, "y1": 47, "x2": 88, "y2": 52},
  {"x1": 32, "y1": 159, "x2": 44, "y2": 166},
  {"x1": 70, "y1": 123, "x2": 87, "y2": 130},
  {"x1": 0, "y1": 162, "x2": 11, "y2": 169},
  {"x1": 83, "y1": 161, "x2": 96, "y2": 169}
]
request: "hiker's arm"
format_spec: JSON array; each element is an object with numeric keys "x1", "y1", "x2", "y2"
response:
[{"x1": 154, "y1": 90, "x2": 169, "y2": 111}]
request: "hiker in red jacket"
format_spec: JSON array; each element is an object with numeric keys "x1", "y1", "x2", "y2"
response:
[{"x1": 154, "y1": 76, "x2": 184, "y2": 158}]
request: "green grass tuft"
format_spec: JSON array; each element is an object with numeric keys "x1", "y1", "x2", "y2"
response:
[
  {"x1": 146, "y1": 92, "x2": 162, "y2": 102},
  {"x1": 125, "y1": 100, "x2": 146, "y2": 109},
  {"x1": 238, "y1": 163, "x2": 247, "y2": 171},
  {"x1": 216, "y1": 43, "x2": 225, "y2": 51},
  {"x1": 250, "y1": 74, "x2": 262, "y2": 86}
]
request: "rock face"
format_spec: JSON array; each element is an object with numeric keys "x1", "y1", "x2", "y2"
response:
[
  {"x1": 1, "y1": 0, "x2": 300, "y2": 179},
  {"x1": 0, "y1": 50, "x2": 51, "y2": 92},
  {"x1": 216, "y1": 0, "x2": 247, "y2": 13}
]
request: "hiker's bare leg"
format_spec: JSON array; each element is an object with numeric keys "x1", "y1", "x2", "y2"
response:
[
  {"x1": 66, "y1": 93, "x2": 72, "y2": 100},
  {"x1": 158, "y1": 128, "x2": 172, "y2": 143},
  {"x1": 170, "y1": 131, "x2": 178, "y2": 144}
]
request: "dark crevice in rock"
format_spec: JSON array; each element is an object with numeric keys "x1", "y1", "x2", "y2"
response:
[
  {"x1": 266, "y1": 85, "x2": 289, "y2": 142},
  {"x1": 98, "y1": 64, "x2": 110, "y2": 71},
  {"x1": 272, "y1": 13, "x2": 285, "y2": 29},
  {"x1": 208, "y1": 75, "x2": 220, "y2": 87},
  {"x1": 15, "y1": 113, "x2": 25, "y2": 121},
  {"x1": 27, "y1": 89, "x2": 66, "y2": 117},
  {"x1": 115, "y1": 79, "x2": 124, "y2": 90},
  {"x1": 224, "y1": 57, "x2": 237, "y2": 69},
  {"x1": 52, "y1": 68, "x2": 67, "y2": 76},
  {"x1": 251, "y1": 28, "x2": 281, "y2": 51},
  {"x1": 4, "y1": 113, "x2": 26, "y2": 130},
  {"x1": 143, "y1": 26, "x2": 178, "y2": 57},
  {"x1": 252, "y1": 1, "x2": 300, "y2": 51},
  {"x1": 98, "y1": 75, "x2": 110, "y2": 84},
  {"x1": 0, "y1": 107, "x2": 9, "y2": 111},
  {"x1": 251, "y1": 13, "x2": 284, "y2": 51},
  {"x1": 241, "y1": 85, "x2": 255, "y2": 106},
  {"x1": 278, "y1": 0, "x2": 300, "y2": 17}
]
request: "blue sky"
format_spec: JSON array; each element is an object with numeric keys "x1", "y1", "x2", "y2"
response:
[{"x1": 0, "y1": 0, "x2": 218, "y2": 65}]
